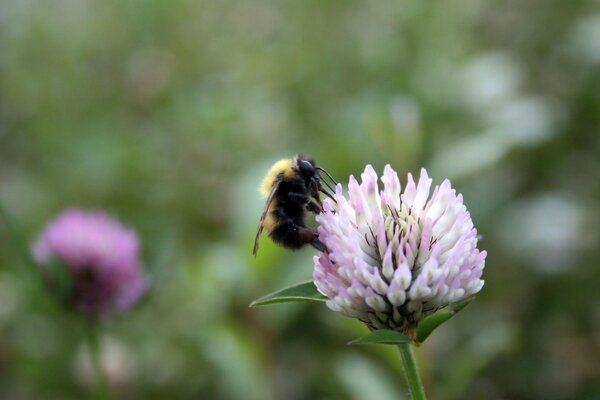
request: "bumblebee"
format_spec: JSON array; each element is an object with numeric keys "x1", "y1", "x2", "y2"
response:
[{"x1": 253, "y1": 155, "x2": 336, "y2": 256}]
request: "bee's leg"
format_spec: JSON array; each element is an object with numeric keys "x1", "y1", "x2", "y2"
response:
[
  {"x1": 288, "y1": 192, "x2": 309, "y2": 205},
  {"x1": 276, "y1": 206, "x2": 295, "y2": 224},
  {"x1": 289, "y1": 192, "x2": 322, "y2": 214},
  {"x1": 305, "y1": 201, "x2": 322, "y2": 214},
  {"x1": 297, "y1": 226, "x2": 327, "y2": 252},
  {"x1": 311, "y1": 237, "x2": 327, "y2": 252},
  {"x1": 313, "y1": 190, "x2": 322, "y2": 205},
  {"x1": 276, "y1": 205, "x2": 327, "y2": 252}
]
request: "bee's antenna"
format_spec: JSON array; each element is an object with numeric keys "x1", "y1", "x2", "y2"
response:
[
  {"x1": 320, "y1": 178, "x2": 336, "y2": 194},
  {"x1": 317, "y1": 167, "x2": 338, "y2": 186}
]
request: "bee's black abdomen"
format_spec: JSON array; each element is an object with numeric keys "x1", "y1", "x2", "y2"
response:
[
  {"x1": 268, "y1": 195, "x2": 308, "y2": 249},
  {"x1": 269, "y1": 221, "x2": 307, "y2": 249}
]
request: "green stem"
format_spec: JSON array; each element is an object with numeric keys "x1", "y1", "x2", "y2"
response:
[
  {"x1": 86, "y1": 323, "x2": 109, "y2": 400},
  {"x1": 398, "y1": 343, "x2": 427, "y2": 400}
]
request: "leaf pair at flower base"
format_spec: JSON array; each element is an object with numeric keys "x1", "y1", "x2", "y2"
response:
[
  {"x1": 250, "y1": 281, "x2": 474, "y2": 345},
  {"x1": 249, "y1": 281, "x2": 327, "y2": 306}
]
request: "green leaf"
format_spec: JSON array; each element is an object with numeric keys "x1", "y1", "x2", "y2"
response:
[
  {"x1": 451, "y1": 297, "x2": 474, "y2": 313},
  {"x1": 249, "y1": 280, "x2": 327, "y2": 307},
  {"x1": 348, "y1": 329, "x2": 412, "y2": 345},
  {"x1": 416, "y1": 297, "x2": 475, "y2": 344}
]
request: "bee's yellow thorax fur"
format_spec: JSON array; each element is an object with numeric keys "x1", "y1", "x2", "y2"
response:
[{"x1": 259, "y1": 158, "x2": 295, "y2": 198}]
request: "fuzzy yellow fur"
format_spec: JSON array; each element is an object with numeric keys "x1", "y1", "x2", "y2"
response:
[
  {"x1": 259, "y1": 158, "x2": 296, "y2": 231},
  {"x1": 259, "y1": 158, "x2": 295, "y2": 197}
]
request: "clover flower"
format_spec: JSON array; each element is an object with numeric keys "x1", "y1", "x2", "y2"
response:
[
  {"x1": 32, "y1": 209, "x2": 148, "y2": 317},
  {"x1": 313, "y1": 166, "x2": 486, "y2": 335}
]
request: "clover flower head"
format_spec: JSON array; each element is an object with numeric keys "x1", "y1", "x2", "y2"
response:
[
  {"x1": 313, "y1": 165, "x2": 486, "y2": 335},
  {"x1": 32, "y1": 209, "x2": 148, "y2": 317}
]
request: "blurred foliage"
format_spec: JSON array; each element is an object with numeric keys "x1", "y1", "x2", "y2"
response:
[{"x1": 1, "y1": 0, "x2": 599, "y2": 399}]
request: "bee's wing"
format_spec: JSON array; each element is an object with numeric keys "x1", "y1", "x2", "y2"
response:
[{"x1": 253, "y1": 177, "x2": 282, "y2": 257}]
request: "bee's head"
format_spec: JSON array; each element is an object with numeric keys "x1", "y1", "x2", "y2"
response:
[
  {"x1": 298, "y1": 159, "x2": 315, "y2": 177},
  {"x1": 297, "y1": 157, "x2": 321, "y2": 196}
]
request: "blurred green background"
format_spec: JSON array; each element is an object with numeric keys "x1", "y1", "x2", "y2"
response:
[{"x1": 1, "y1": 0, "x2": 599, "y2": 399}]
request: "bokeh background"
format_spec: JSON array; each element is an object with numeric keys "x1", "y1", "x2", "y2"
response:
[{"x1": 1, "y1": 0, "x2": 599, "y2": 399}]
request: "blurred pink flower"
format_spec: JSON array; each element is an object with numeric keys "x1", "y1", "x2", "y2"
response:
[
  {"x1": 313, "y1": 166, "x2": 486, "y2": 335},
  {"x1": 32, "y1": 209, "x2": 148, "y2": 317}
]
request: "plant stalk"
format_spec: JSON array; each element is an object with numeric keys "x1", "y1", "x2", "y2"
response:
[
  {"x1": 86, "y1": 323, "x2": 109, "y2": 400},
  {"x1": 398, "y1": 343, "x2": 427, "y2": 400}
]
